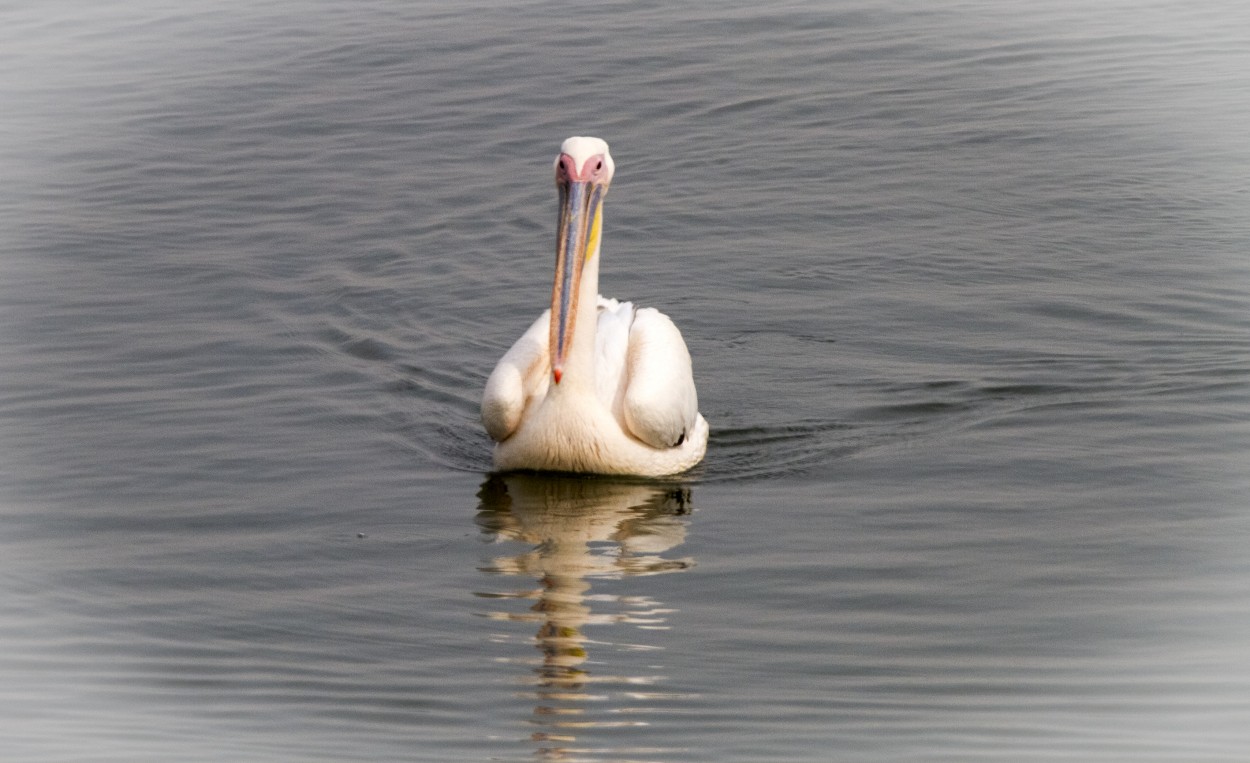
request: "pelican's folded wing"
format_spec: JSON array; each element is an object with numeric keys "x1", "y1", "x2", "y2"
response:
[
  {"x1": 482, "y1": 311, "x2": 551, "y2": 442},
  {"x1": 621, "y1": 307, "x2": 700, "y2": 449}
]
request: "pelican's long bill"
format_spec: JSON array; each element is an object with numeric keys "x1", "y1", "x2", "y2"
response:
[{"x1": 549, "y1": 166, "x2": 605, "y2": 384}]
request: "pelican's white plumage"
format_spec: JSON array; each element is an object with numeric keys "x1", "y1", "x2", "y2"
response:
[{"x1": 481, "y1": 137, "x2": 708, "y2": 476}]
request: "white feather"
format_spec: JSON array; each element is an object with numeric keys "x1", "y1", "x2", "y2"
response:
[
  {"x1": 593, "y1": 297, "x2": 633, "y2": 412},
  {"x1": 622, "y1": 307, "x2": 698, "y2": 449},
  {"x1": 481, "y1": 311, "x2": 549, "y2": 442}
]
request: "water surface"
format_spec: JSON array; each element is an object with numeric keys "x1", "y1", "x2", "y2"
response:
[{"x1": 3, "y1": 1, "x2": 1249, "y2": 760}]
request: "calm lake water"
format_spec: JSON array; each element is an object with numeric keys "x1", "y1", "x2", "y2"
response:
[{"x1": 3, "y1": 1, "x2": 1249, "y2": 760}]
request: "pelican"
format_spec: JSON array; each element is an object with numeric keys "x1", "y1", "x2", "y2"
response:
[{"x1": 481, "y1": 136, "x2": 708, "y2": 476}]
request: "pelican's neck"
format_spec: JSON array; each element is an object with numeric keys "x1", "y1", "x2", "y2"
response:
[{"x1": 557, "y1": 245, "x2": 601, "y2": 393}]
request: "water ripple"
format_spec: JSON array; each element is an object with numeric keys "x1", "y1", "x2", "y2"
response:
[{"x1": 474, "y1": 474, "x2": 697, "y2": 761}]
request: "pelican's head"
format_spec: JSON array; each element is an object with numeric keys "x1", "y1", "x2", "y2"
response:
[{"x1": 550, "y1": 136, "x2": 614, "y2": 384}]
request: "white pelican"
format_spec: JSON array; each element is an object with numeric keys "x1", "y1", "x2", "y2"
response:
[{"x1": 481, "y1": 136, "x2": 708, "y2": 476}]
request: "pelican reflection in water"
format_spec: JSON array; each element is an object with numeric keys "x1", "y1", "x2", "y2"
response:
[
  {"x1": 481, "y1": 137, "x2": 708, "y2": 477},
  {"x1": 475, "y1": 474, "x2": 696, "y2": 759}
]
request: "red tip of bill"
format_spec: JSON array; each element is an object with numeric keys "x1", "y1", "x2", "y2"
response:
[{"x1": 552, "y1": 367, "x2": 563, "y2": 384}]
